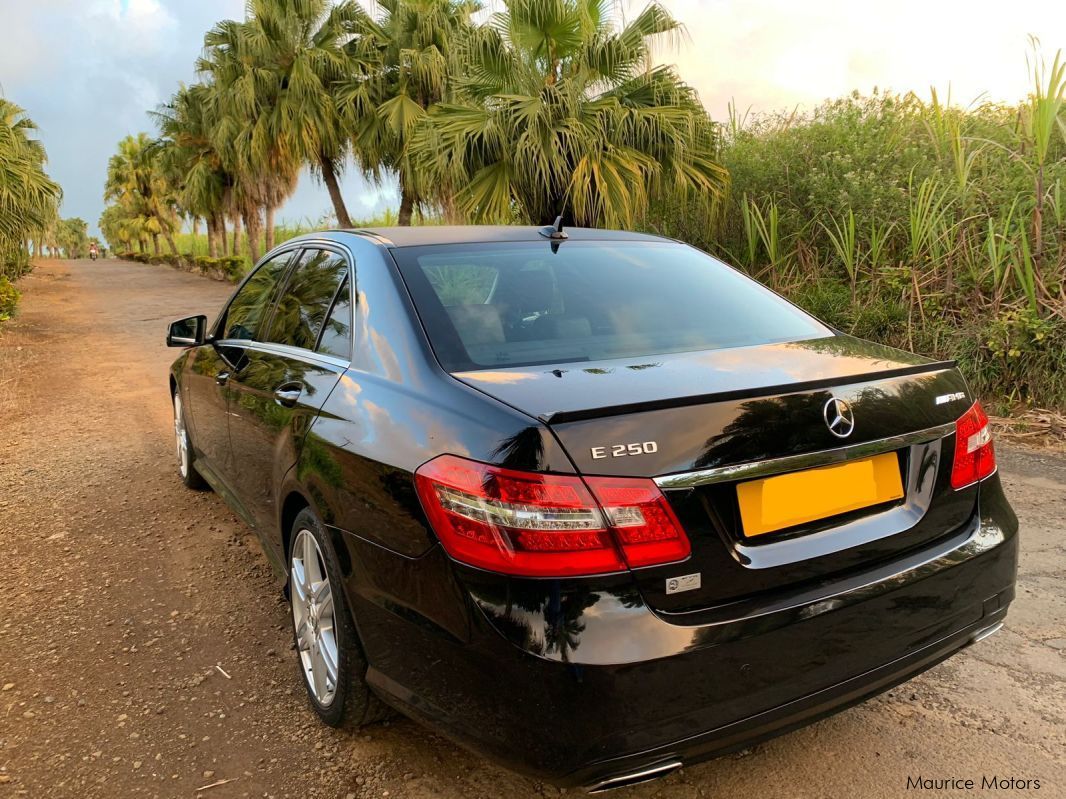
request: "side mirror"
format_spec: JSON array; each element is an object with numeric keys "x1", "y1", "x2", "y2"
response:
[{"x1": 167, "y1": 315, "x2": 207, "y2": 347}]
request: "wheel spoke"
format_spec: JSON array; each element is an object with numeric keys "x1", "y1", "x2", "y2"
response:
[
  {"x1": 317, "y1": 588, "x2": 334, "y2": 629},
  {"x1": 302, "y1": 533, "x2": 317, "y2": 583},
  {"x1": 319, "y1": 633, "x2": 339, "y2": 685},
  {"x1": 312, "y1": 578, "x2": 330, "y2": 603},
  {"x1": 309, "y1": 639, "x2": 327, "y2": 698},
  {"x1": 295, "y1": 619, "x2": 312, "y2": 651},
  {"x1": 290, "y1": 559, "x2": 308, "y2": 603}
]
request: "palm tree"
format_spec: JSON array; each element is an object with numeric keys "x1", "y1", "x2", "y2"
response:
[
  {"x1": 199, "y1": 0, "x2": 361, "y2": 243},
  {"x1": 105, "y1": 133, "x2": 181, "y2": 255},
  {"x1": 99, "y1": 204, "x2": 143, "y2": 254},
  {"x1": 155, "y1": 84, "x2": 233, "y2": 258},
  {"x1": 195, "y1": 28, "x2": 269, "y2": 262},
  {"x1": 0, "y1": 98, "x2": 62, "y2": 278},
  {"x1": 55, "y1": 218, "x2": 89, "y2": 258},
  {"x1": 415, "y1": 0, "x2": 729, "y2": 228},
  {"x1": 339, "y1": 0, "x2": 478, "y2": 225}
]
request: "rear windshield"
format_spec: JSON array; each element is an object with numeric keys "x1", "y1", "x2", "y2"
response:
[{"x1": 393, "y1": 241, "x2": 830, "y2": 372}]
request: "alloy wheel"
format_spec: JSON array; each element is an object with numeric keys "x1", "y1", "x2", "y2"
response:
[
  {"x1": 291, "y1": 529, "x2": 339, "y2": 706},
  {"x1": 173, "y1": 392, "x2": 189, "y2": 478}
]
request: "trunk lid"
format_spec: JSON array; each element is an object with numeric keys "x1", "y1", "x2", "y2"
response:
[{"x1": 454, "y1": 335, "x2": 977, "y2": 614}]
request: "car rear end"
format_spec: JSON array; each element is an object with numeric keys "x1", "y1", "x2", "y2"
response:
[{"x1": 385, "y1": 233, "x2": 1019, "y2": 788}]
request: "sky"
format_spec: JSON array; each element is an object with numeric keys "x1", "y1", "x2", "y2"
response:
[{"x1": 1, "y1": 0, "x2": 1064, "y2": 238}]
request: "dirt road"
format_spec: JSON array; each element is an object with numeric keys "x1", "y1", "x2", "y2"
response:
[{"x1": 1, "y1": 259, "x2": 1064, "y2": 799}]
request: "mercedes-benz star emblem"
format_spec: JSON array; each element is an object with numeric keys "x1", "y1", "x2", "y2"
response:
[{"x1": 823, "y1": 397, "x2": 855, "y2": 438}]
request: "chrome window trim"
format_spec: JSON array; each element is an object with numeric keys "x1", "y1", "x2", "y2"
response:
[
  {"x1": 212, "y1": 339, "x2": 350, "y2": 370},
  {"x1": 653, "y1": 421, "x2": 956, "y2": 490}
]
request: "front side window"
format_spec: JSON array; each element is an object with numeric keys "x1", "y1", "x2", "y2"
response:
[
  {"x1": 263, "y1": 249, "x2": 349, "y2": 350},
  {"x1": 393, "y1": 241, "x2": 831, "y2": 372},
  {"x1": 223, "y1": 251, "x2": 295, "y2": 341}
]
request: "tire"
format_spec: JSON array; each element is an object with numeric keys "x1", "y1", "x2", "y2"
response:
[
  {"x1": 173, "y1": 390, "x2": 208, "y2": 490},
  {"x1": 288, "y1": 507, "x2": 389, "y2": 728}
]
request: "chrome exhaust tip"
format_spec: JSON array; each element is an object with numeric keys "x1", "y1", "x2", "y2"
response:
[
  {"x1": 970, "y1": 621, "x2": 1004, "y2": 645},
  {"x1": 587, "y1": 760, "x2": 683, "y2": 793}
]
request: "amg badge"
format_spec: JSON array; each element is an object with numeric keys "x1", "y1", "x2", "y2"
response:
[{"x1": 936, "y1": 392, "x2": 966, "y2": 405}]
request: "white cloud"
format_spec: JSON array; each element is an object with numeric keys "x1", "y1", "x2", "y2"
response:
[
  {"x1": 657, "y1": 0, "x2": 1066, "y2": 119},
  {"x1": 85, "y1": 0, "x2": 180, "y2": 56}
]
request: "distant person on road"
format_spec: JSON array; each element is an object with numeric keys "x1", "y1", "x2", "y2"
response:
[{"x1": 89, "y1": 243, "x2": 98, "y2": 261}]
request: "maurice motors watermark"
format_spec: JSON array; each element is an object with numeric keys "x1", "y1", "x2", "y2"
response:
[{"x1": 906, "y1": 775, "x2": 1043, "y2": 791}]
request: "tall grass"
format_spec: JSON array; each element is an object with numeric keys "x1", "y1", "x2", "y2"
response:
[{"x1": 167, "y1": 211, "x2": 402, "y2": 269}]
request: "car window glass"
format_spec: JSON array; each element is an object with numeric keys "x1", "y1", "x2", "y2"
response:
[
  {"x1": 264, "y1": 249, "x2": 348, "y2": 350},
  {"x1": 316, "y1": 277, "x2": 352, "y2": 359},
  {"x1": 423, "y1": 262, "x2": 497, "y2": 305},
  {"x1": 394, "y1": 241, "x2": 831, "y2": 371},
  {"x1": 223, "y1": 251, "x2": 294, "y2": 341}
]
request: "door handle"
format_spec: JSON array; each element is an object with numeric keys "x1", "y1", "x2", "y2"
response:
[
  {"x1": 215, "y1": 371, "x2": 230, "y2": 386},
  {"x1": 273, "y1": 386, "x2": 302, "y2": 407}
]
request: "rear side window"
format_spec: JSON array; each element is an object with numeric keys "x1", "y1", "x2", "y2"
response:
[
  {"x1": 316, "y1": 277, "x2": 352, "y2": 360},
  {"x1": 263, "y1": 249, "x2": 349, "y2": 350},
  {"x1": 393, "y1": 241, "x2": 830, "y2": 371},
  {"x1": 223, "y1": 250, "x2": 294, "y2": 341}
]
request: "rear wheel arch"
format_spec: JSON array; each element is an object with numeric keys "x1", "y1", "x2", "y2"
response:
[
  {"x1": 281, "y1": 490, "x2": 311, "y2": 565},
  {"x1": 280, "y1": 488, "x2": 353, "y2": 589}
]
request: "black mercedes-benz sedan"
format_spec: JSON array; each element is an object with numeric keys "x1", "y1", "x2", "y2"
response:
[{"x1": 167, "y1": 226, "x2": 1017, "y2": 791}]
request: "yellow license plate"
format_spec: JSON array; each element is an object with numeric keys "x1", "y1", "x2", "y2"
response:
[{"x1": 736, "y1": 453, "x2": 904, "y2": 538}]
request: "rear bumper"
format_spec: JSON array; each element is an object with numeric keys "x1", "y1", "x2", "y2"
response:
[
  {"x1": 349, "y1": 476, "x2": 1018, "y2": 787},
  {"x1": 575, "y1": 608, "x2": 1009, "y2": 790}
]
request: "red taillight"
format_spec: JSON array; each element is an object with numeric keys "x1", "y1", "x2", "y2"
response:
[
  {"x1": 414, "y1": 455, "x2": 690, "y2": 577},
  {"x1": 951, "y1": 401, "x2": 996, "y2": 489},
  {"x1": 582, "y1": 476, "x2": 691, "y2": 568}
]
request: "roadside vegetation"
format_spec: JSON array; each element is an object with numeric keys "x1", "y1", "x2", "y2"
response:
[
  {"x1": 0, "y1": 97, "x2": 62, "y2": 320},
  {"x1": 703, "y1": 47, "x2": 1066, "y2": 412},
  {"x1": 98, "y1": 0, "x2": 1066, "y2": 411},
  {"x1": 100, "y1": 0, "x2": 723, "y2": 261}
]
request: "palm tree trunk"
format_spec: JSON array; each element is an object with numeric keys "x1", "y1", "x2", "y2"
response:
[
  {"x1": 191, "y1": 216, "x2": 200, "y2": 240},
  {"x1": 398, "y1": 181, "x2": 416, "y2": 227},
  {"x1": 206, "y1": 215, "x2": 219, "y2": 258},
  {"x1": 320, "y1": 155, "x2": 351, "y2": 228},
  {"x1": 217, "y1": 212, "x2": 227, "y2": 257},
  {"x1": 164, "y1": 231, "x2": 179, "y2": 256},
  {"x1": 243, "y1": 208, "x2": 262, "y2": 265},
  {"x1": 152, "y1": 234, "x2": 160, "y2": 256},
  {"x1": 265, "y1": 204, "x2": 276, "y2": 252},
  {"x1": 231, "y1": 214, "x2": 241, "y2": 256}
]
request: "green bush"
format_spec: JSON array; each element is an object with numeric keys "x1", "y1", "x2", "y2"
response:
[
  {"x1": 0, "y1": 276, "x2": 20, "y2": 321},
  {"x1": 2, "y1": 251, "x2": 32, "y2": 282},
  {"x1": 216, "y1": 256, "x2": 246, "y2": 281},
  {"x1": 193, "y1": 255, "x2": 217, "y2": 274}
]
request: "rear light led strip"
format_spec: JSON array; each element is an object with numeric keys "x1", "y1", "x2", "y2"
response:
[{"x1": 415, "y1": 455, "x2": 690, "y2": 577}]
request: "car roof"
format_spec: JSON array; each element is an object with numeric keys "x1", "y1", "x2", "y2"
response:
[{"x1": 322, "y1": 225, "x2": 669, "y2": 248}]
